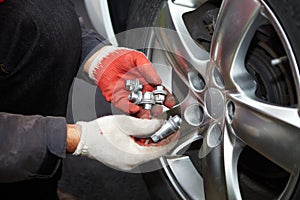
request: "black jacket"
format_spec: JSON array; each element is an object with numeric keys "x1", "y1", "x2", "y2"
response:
[
  {"x1": 0, "y1": 112, "x2": 66, "y2": 182},
  {"x1": 0, "y1": 0, "x2": 108, "y2": 184}
]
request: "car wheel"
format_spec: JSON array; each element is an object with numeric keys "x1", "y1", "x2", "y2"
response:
[{"x1": 127, "y1": 0, "x2": 300, "y2": 199}]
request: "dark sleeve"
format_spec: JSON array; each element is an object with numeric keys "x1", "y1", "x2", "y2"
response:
[
  {"x1": 75, "y1": 19, "x2": 112, "y2": 84},
  {"x1": 79, "y1": 18, "x2": 111, "y2": 65},
  {"x1": 0, "y1": 112, "x2": 67, "y2": 183}
]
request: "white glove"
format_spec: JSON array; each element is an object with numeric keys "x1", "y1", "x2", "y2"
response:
[{"x1": 73, "y1": 115, "x2": 179, "y2": 171}]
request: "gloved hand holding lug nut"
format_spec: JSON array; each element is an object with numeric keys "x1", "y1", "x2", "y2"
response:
[
  {"x1": 72, "y1": 115, "x2": 179, "y2": 171},
  {"x1": 84, "y1": 45, "x2": 176, "y2": 118}
]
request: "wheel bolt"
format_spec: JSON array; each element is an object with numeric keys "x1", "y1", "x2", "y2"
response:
[
  {"x1": 128, "y1": 91, "x2": 143, "y2": 105},
  {"x1": 151, "y1": 115, "x2": 182, "y2": 143},
  {"x1": 125, "y1": 79, "x2": 168, "y2": 110},
  {"x1": 125, "y1": 78, "x2": 143, "y2": 92},
  {"x1": 153, "y1": 85, "x2": 167, "y2": 104},
  {"x1": 141, "y1": 92, "x2": 155, "y2": 110}
]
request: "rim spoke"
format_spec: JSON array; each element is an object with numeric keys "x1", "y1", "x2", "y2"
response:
[
  {"x1": 155, "y1": 1, "x2": 210, "y2": 79},
  {"x1": 211, "y1": 0, "x2": 265, "y2": 88},
  {"x1": 201, "y1": 124, "x2": 245, "y2": 200},
  {"x1": 163, "y1": 156, "x2": 205, "y2": 200},
  {"x1": 229, "y1": 94, "x2": 300, "y2": 174},
  {"x1": 201, "y1": 140, "x2": 227, "y2": 200},
  {"x1": 223, "y1": 125, "x2": 244, "y2": 200}
]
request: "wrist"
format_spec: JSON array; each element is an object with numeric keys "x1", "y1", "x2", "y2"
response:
[
  {"x1": 83, "y1": 45, "x2": 116, "y2": 77},
  {"x1": 84, "y1": 46, "x2": 133, "y2": 82},
  {"x1": 66, "y1": 124, "x2": 81, "y2": 153}
]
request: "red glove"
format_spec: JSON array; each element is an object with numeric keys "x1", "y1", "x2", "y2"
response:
[{"x1": 88, "y1": 46, "x2": 175, "y2": 118}]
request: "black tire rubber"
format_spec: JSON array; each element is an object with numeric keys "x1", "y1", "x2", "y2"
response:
[{"x1": 126, "y1": 0, "x2": 300, "y2": 199}]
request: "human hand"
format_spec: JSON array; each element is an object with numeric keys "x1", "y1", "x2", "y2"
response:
[
  {"x1": 72, "y1": 115, "x2": 179, "y2": 171},
  {"x1": 84, "y1": 46, "x2": 176, "y2": 118}
]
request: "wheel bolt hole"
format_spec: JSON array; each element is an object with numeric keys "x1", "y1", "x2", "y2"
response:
[
  {"x1": 226, "y1": 100, "x2": 235, "y2": 123},
  {"x1": 207, "y1": 123, "x2": 222, "y2": 148},
  {"x1": 213, "y1": 67, "x2": 225, "y2": 88},
  {"x1": 188, "y1": 71, "x2": 205, "y2": 92},
  {"x1": 184, "y1": 104, "x2": 204, "y2": 126}
]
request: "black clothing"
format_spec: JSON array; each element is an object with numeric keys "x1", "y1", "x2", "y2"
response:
[
  {"x1": 0, "y1": 0, "x2": 81, "y2": 116},
  {"x1": 0, "y1": 112, "x2": 66, "y2": 183},
  {"x1": 0, "y1": 113, "x2": 66, "y2": 200},
  {"x1": 0, "y1": 0, "x2": 107, "y2": 198}
]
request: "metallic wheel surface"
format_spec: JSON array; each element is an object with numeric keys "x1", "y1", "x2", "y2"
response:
[{"x1": 145, "y1": 0, "x2": 300, "y2": 199}]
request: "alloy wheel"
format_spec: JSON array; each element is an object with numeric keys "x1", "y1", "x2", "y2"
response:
[{"x1": 146, "y1": 0, "x2": 300, "y2": 199}]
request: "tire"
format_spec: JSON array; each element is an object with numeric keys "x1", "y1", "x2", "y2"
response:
[{"x1": 127, "y1": 0, "x2": 300, "y2": 199}]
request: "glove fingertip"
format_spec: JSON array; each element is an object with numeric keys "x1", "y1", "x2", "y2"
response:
[
  {"x1": 148, "y1": 76, "x2": 162, "y2": 86},
  {"x1": 145, "y1": 74, "x2": 162, "y2": 86},
  {"x1": 136, "y1": 109, "x2": 150, "y2": 119},
  {"x1": 150, "y1": 105, "x2": 163, "y2": 118},
  {"x1": 128, "y1": 104, "x2": 141, "y2": 114},
  {"x1": 164, "y1": 94, "x2": 176, "y2": 108},
  {"x1": 135, "y1": 61, "x2": 162, "y2": 86}
]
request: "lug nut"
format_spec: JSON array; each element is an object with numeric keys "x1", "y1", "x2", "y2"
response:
[
  {"x1": 125, "y1": 78, "x2": 143, "y2": 92},
  {"x1": 151, "y1": 115, "x2": 182, "y2": 143},
  {"x1": 128, "y1": 91, "x2": 143, "y2": 105},
  {"x1": 153, "y1": 85, "x2": 167, "y2": 104},
  {"x1": 125, "y1": 78, "x2": 169, "y2": 110},
  {"x1": 141, "y1": 92, "x2": 155, "y2": 110}
]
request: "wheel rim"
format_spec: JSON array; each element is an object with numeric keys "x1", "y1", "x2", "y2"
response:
[{"x1": 147, "y1": 0, "x2": 300, "y2": 199}]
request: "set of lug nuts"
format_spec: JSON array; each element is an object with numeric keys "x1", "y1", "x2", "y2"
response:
[
  {"x1": 125, "y1": 78, "x2": 182, "y2": 143},
  {"x1": 125, "y1": 78, "x2": 167, "y2": 110}
]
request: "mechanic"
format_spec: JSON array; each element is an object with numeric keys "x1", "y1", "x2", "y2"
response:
[{"x1": 0, "y1": 0, "x2": 178, "y2": 199}]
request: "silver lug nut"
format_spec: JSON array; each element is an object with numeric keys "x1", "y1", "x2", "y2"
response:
[
  {"x1": 125, "y1": 78, "x2": 143, "y2": 92},
  {"x1": 151, "y1": 115, "x2": 182, "y2": 143},
  {"x1": 141, "y1": 92, "x2": 155, "y2": 110},
  {"x1": 153, "y1": 85, "x2": 167, "y2": 104},
  {"x1": 128, "y1": 91, "x2": 143, "y2": 105}
]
